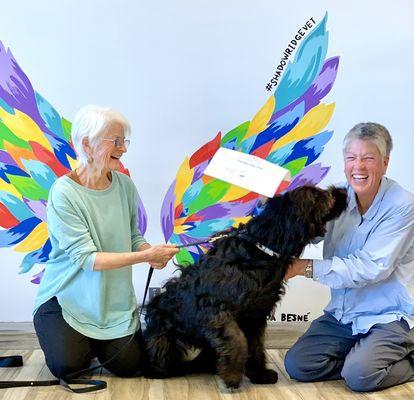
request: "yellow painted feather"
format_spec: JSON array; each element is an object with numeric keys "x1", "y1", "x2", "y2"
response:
[
  {"x1": 0, "y1": 178, "x2": 23, "y2": 199},
  {"x1": 232, "y1": 216, "x2": 252, "y2": 226},
  {"x1": 271, "y1": 103, "x2": 335, "y2": 151},
  {"x1": 174, "y1": 157, "x2": 194, "y2": 209},
  {"x1": 244, "y1": 95, "x2": 276, "y2": 140},
  {"x1": 220, "y1": 185, "x2": 250, "y2": 202},
  {"x1": 67, "y1": 155, "x2": 78, "y2": 171},
  {"x1": 0, "y1": 108, "x2": 53, "y2": 152},
  {"x1": 15, "y1": 221, "x2": 48, "y2": 252}
]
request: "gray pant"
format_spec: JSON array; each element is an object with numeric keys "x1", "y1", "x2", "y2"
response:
[{"x1": 284, "y1": 313, "x2": 414, "y2": 392}]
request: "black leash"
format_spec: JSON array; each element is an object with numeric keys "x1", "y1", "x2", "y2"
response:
[
  {"x1": 140, "y1": 266, "x2": 154, "y2": 317},
  {"x1": 0, "y1": 354, "x2": 106, "y2": 393},
  {"x1": 0, "y1": 377, "x2": 106, "y2": 393}
]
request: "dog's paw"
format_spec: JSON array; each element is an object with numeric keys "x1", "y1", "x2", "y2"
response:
[
  {"x1": 220, "y1": 372, "x2": 243, "y2": 389},
  {"x1": 142, "y1": 368, "x2": 169, "y2": 380},
  {"x1": 143, "y1": 372, "x2": 168, "y2": 379},
  {"x1": 247, "y1": 368, "x2": 278, "y2": 384}
]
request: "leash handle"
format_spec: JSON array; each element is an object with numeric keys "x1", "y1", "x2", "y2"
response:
[
  {"x1": 59, "y1": 378, "x2": 107, "y2": 393},
  {"x1": 0, "y1": 356, "x2": 23, "y2": 368},
  {"x1": 0, "y1": 378, "x2": 107, "y2": 393}
]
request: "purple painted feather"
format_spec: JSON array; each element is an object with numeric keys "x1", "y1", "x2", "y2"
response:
[
  {"x1": 0, "y1": 41, "x2": 61, "y2": 139},
  {"x1": 287, "y1": 163, "x2": 330, "y2": 191},
  {"x1": 192, "y1": 160, "x2": 209, "y2": 182},
  {"x1": 30, "y1": 269, "x2": 44, "y2": 284},
  {"x1": 270, "y1": 57, "x2": 339, "y2": 124},
  {"x1": 301, "y1": 57, "x2": 340, "y2": 113},
  {"x1": 0, "y1": 150, "x2": 19, "y2": 167},
  {"x1": 160, "y1": 180, "x2": 176, "y2": 242},
  {"x1": 196, "y1": 199, "x2": 258, "y2": 220},
  {"x1": 136, "y1": 191, "x2": 148, "y2": 235},
  {"x1": 23, "y1": 199, "x2": 47, "y2": 222}
]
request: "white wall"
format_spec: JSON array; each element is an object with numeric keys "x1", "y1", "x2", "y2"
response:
[{"x1": 0, "y1": 0, "x2": 413, "y2": 321}]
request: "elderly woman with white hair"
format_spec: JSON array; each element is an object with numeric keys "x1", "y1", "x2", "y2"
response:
[
  {"x1": 284, "y1": 122, "x2": 414, "y2": 392},
  {"x1": 33, "y1": 105, "x2": 178, "y2": 379}
]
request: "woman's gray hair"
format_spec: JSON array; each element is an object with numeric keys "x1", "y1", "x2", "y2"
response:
[
  {"x1": 71, "y1": 105, "x2": 131, "y2": 166},
  {"x1": 343, "y1": 122, "x2": 393, "y2": 159}
]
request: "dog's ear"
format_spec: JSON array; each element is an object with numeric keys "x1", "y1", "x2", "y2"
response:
[
  {"x1": 283, "y1": 186, "x2": 340, "y2": 239},
  {"x1": 246, "y1": 194, "x2": 287, "y2": 241},
  {"x1": 284, "y1": 186, "x2": 318, "y2": 219},
  {"x1": 325, "y1": 186, "x2": 348, "y2": 221}
]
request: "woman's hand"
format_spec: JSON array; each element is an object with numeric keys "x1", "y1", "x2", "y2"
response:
[
  {"x1": 145, "y1": 244, "x2": 179, "y2": 269},
  {"x1": 284, "y1": 259, "x2": 309, "y2": 280}
]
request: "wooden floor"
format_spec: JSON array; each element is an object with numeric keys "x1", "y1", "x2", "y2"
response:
[{"x1": 1, "y1": 324, "x2": 414, "y2": 399}]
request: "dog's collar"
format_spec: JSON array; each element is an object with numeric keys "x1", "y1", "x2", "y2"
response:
[
  {"x1": 255, "y1": 242, "x2": 281, "y2": 258},
  {"x1": 237, "y1": 229, "x2": 281, "y2": 258}
]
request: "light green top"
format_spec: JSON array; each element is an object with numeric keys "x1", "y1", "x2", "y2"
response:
[{"x1": 33, "y1": 171, "x2": 147, "y2": 339}]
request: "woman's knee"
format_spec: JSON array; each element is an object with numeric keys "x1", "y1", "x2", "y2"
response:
[
  {"x1": 97, "y1": 333, "x2": 145, "y2": 377},
  {"x1": 45, "y1": 355, "x2": 91, "y2": 379},
  {"x1": 341, "y1": 357, "x2": 379, "y2": 392},
  {"x1": 105, "y1": 360, "x2": 142, "y2": 377},
  {"x1": 285, "y1": 343, "x2": 345, "y2": 382},
  {"x1": 100, "y1": 351, "x2": 143, "y2": 377},
  {"x1": 284, "y1": 345, "x2": 312, "y2": 381}
]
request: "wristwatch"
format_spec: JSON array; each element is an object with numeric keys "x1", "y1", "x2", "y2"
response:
[{"x1": 304, "y1": 259, "x2": 313, "y2": 279}]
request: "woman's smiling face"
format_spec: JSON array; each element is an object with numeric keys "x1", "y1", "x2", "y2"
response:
[
  {"x1": 93, "y1": 122, "x2": 128, "y2": 171},
  {"x1": 344, "y1": 139, "x2": 388, "y2": 203}
]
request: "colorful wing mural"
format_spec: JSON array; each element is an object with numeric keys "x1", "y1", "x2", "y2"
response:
[
  {"x1": 161, "y1": 14, "x2": 339, "y2": 265},
  {"x1": 0, "y1": 42, "x2": 147, "y2": 282}
]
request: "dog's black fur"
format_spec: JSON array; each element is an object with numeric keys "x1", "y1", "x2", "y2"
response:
[{"x1": 143, "y1": 185, "x2": 348, "y2": 389}]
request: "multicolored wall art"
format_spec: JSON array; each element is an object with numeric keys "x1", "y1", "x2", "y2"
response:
[{"x1": 0, "y1": 14, "x2": 337, "y2": 281}]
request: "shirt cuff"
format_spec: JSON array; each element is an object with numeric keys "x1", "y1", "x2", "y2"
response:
[
  {"x1": 312, "y1": 259, "x2": 332, "y2": 282},
  {"x1": 84, "y1": 252, "x2": 98, "y2": 271}
]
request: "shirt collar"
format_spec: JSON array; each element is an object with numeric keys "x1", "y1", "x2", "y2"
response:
[{"x1": 347, "y1": 176, "x2": 389, "y2": 220}]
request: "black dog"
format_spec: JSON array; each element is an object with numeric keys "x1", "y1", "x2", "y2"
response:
[{"x1": 144, "y1": 185, "x2": 347, "y2": 389}]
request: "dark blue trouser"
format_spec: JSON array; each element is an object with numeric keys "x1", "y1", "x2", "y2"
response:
[
  {"x1": 33, "y1": 297, "x2": 144, "y2": 379},
  {"x1": 284, "y1": 313, "x2": 414, "y2": 392}
]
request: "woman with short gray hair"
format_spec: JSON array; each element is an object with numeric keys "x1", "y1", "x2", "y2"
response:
[
  {"x1": 285, "y1": 122, "x2": 414, "y2": 392},
  {"x1": 33, "y1": 105, "x2": 178, "y2": 380},
  {"x1": 343, "y1": 122, "x2": 393, "y2": 158}
]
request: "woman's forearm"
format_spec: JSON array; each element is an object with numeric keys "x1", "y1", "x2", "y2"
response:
[
  {"x1": 93, "y1": 243, "x2": 178, "y2": 271},
  {"x1": 93, "y1": 250, "x2": 153, "y2": 271}
]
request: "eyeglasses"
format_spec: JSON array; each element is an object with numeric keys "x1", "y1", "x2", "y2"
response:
[{"x1": 102, "y1": 137, "x2": 130, "y2": 149}]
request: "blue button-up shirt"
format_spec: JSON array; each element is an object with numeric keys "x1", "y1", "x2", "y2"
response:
[{"x1": 313, "y1": 177, "x2": 414, "y2": 335}]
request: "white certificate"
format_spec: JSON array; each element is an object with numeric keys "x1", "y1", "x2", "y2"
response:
[{"x1": 204, "y1": 147, "x2": 291, "y2": 197}]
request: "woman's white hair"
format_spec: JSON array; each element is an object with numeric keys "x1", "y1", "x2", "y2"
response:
[
  {"x1": 343, "y1": 122, "x2": 393, "y2": 159},
  {"x1": 71, "y1": 105, "x2": 131, "y2": 166}
]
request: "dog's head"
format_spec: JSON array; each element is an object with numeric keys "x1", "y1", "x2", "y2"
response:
[{"x1": 246, "y1": 185, "x2": 348, "y2": 258}]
